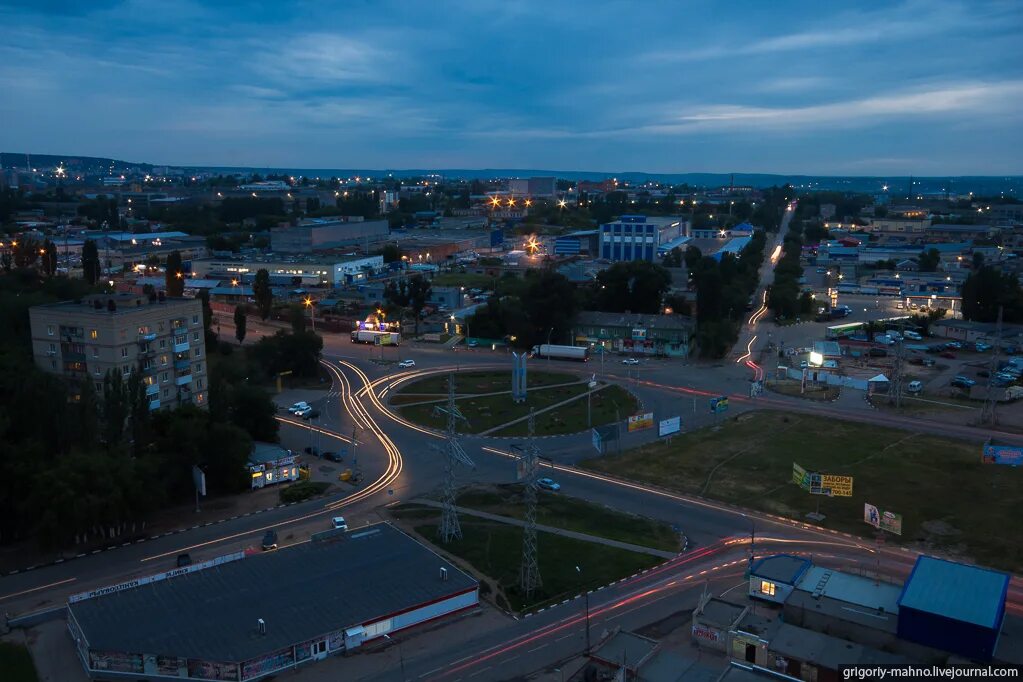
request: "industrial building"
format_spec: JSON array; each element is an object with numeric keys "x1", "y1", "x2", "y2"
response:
[
  {"x1": 599, "y1": 215, "x2": 658, "y2": 261},
  {"x1": 29, "y1": 294, "x2": 208, "y2": 410},
  {"x1": 67, "y1": 522, "x2": 479, "y2": 681},
  {"x1": 270, "y1": 218, "x2": 390, "y2": 253},
  {"x1": 190, "y1": 254, "x2": 383, "y2": 287},
  {"x1": 572, "y1": 311, "x2": 694, "y2": 358}
]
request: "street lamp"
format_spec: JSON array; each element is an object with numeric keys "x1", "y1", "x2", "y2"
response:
[
  {"x1": 304, "y1": 297, "x2": 316, "y2": 332},
  {"x1": 383, "y1": 634, "x2": 406, "y2": 680},
  {"x1": 575, "y1": 565, "x2": 590, "y2": 653}
]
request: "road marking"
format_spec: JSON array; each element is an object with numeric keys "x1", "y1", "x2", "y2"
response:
[
  {"x1": 0, "y1": 577, "x2": 77, "y2": 603},
  {"x1": 467, "y1": 667, "x2": 491, "y2": 678},
  {"x1": 526, "y1": 644, "x2": 548, "y2": 653}
]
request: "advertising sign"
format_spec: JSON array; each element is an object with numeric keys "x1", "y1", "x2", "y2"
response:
[
  {"x1": 592, "y1": 427, "x2": 602, "y2": 454},
  {"x1": 69, "y1": 552, "x2": 246, "y2": 603},
  {"x1": 191, "y1": 465, "x2": 206, "y2": 497},
  {"x1": 982, "y1": 441, "x2": 1023, "y2": 466},
  {"x1": 631, "y1": 328, "x2": 647, "y2": 341},
  {"x1": 710, "y1": 396, "x2": 729, "y2": 413},
  {"x1": 821, "y1": 474, "x2": 854, "y2": 497},
  {"x1": 864, "y1": 503, "x2": 903, "y2": 535},
  {"x1": 792, "y1": 462, "x2": 809, "y2": 489},
  {"x1": 627, "y1": 412, "x2": 654, "y2": 432},
  {"x1": 691, "y1": 625, "x2": 720, "y2": 643},
  {"x1": 658, "y1": 416, "x2": 681, "y2": 437}
]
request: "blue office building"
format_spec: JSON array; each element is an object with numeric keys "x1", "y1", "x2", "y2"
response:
[{"x1": 600, "y1": 215, "x2": 658, "y2": 262}]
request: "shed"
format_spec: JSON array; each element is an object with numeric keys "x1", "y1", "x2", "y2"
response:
[
  {"x1": 896, "y1": 556, "x2": 1009, "y2": 661},
  {"x1": 749, "y1": 555, "x2": 811, "y2": 604}
]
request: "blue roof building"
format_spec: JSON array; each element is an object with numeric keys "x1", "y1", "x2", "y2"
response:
[
  {"x1": 712, "y1": 235, "x2": 753, "y2": 262},
  {"x1": 896, "y1": 556, "x2": 1009, "y2": 661}
]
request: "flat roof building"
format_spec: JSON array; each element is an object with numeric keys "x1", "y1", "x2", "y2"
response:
[
  {"x1": 749, "y1": 555, "x2": 811, "y2": 604},
  {"x1": 190, "y1": 254, "x2": 382, "y2": 287},
  {"x1": 67, "y1": 522, "x2": 478, "y2": 680},
  {"x1": 270, "y1": 218, "x2": 390, "y2": 253},
  {"x1": 29, "y1": 294, "x2": 208, "y2": 411},
  {"x1": 572, "y1": 310, "x2": 694, "y2": 358}
]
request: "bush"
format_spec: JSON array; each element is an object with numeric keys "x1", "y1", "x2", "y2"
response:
[{"x1": 279, "y1": 480, "x2": 330, "y2": 504}]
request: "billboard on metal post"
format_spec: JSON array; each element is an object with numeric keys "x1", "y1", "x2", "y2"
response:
[
  {"x1": 192, "y1": 465, "x2": 206, "y2": 497},
  {"x1": 864, "y1": 503, "x2": 903, "y2": 535},
  {"x1": 792, "y1": 462, "x2": 809, "y2": 489},
  {"x1": 710, "y1": 396, "x2": 729, "y2": 414},
  {"x1": 627, "y1": 412, "x2": 654, "y2": 432},
  {"x1": 658, "y1": 416, "x2": 681, "y2": 437},
  {"x1": 820, "y1": 474, "x2": 853, "y2": 497},
  {"x1": 982, "y1": 440, "x2": 1023, "y2": 466}
]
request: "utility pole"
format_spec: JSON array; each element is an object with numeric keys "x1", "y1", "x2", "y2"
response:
[
  {"x1": 519, "y1": 409, "x2": 542, "y2": 599},
  {"x1": 890, "y1": 328, "x2": 905, "y2": 408},
  {"x1": 980, "y1": 306, "x2": 1003, "y2": 426},
  {"x1": 575, "y1": 565, "x2": 591, "y2": 653},
  {"x1": 437, "y1": 374, "x2": 473, "y2": 543}
]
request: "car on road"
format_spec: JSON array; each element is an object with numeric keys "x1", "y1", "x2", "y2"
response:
[
  {"x1": 951, "y1": 375, "x2": 976, "y2": 389},
  {"x1": 467, "y1": 340, "x2": 479, "y2": 348},
  {"x1": 287, "y1": 401, "x2": 310, "y2": 414},
  {"x1": 398, "y1": 359, "x2": 416, "y2": 368},
  {"x1": 294, "y1": 405, "x2": 313, "y2": 417},
  {"x1": 332, "y1": 516, "x2": 348, "y2": 531},
  {"x1": 622, "y1": 358, "x2": 640, "y2": 365},
  {"x1": 323, "y1": 451, "x2": 342, "y2": 463},
  {"x1": 176, "y1": 553, "x2": 192, "y2": 568},
  {"x1": 904, "y1": 330, "x2": 923, "y2": 341},
  {"x1": 907, "y1": 380, "x2": 923, "y2": 393},
  {"x1": 261, "y1": 530, "x2": 278, "y2": 551},
  {"x1": 537, "y1": 477, "x2": 561, "y2": 492}
]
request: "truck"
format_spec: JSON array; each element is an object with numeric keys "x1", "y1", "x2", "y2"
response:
[
  {"x1": 350, "y1": 330, "x2": 400, "y2": 346},
  {"x1": 530, "y1": 344, "x2": 589, "y2": 362}
]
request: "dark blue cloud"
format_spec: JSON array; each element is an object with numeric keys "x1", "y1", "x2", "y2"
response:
[{"x1": 0, "y1": 0, "x2": 1020, "y2": 173}]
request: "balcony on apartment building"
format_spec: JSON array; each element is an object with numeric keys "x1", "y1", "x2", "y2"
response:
[
  {"x1": 175, "y1": 372, "x2": 193, "y2": 386},
  {"x1": 173, "y1": 336, "x2": 190, "y2": 353},
  {"x1": 148, "y1": 399, "x2": 161, "y2": 411}
]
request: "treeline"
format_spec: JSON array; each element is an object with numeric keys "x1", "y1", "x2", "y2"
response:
[
  {"x1": 768, "y1": 223, "x2": 814, "y2": 320},
  {"x1": 0, "y1": 268, "x2": 289, "y2": 550}
]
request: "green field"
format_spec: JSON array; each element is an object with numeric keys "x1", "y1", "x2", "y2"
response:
[
  {"x1": 395, "y1": 370, "x2": 576, "y2": 396},
  {"x1": 399, "y1": 382, "x2": 588, "y2": 433},
  {"x1": 407, "y1": 484, "x2": 681, "y2": 552},
  {"x1": 402, "y1": 515, "x2": 660, "y2": 611},
  {"x1": 0, "y1": 642, "x2": 38, "y2": 682},
  {"x1": 491, "y1": 385, "x2": 640, "y2": 436},
  {"x1": 581, "y1": 410, "x2": 1023, "y2": 571},
  {"x1": 765, "y1": 380, "x2": 840, "y2": 401},
  {"x1": 429, "y1": 273, "x2": 498, "y2": 290}
]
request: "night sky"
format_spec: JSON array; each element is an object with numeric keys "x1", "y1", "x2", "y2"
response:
[{"x1": 1, "y1": 0, "x2": 1021, "y2": 174}]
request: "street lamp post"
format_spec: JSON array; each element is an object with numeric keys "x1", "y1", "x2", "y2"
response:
[
  {"x1": 575, "y1": 565, "x2": 590, "y2": 653},
  {"x1": 546, "y1": 327, "x2": 553, "y2": 370},
  {"x1": 304, "y1": 297, "x2": 316, "y2": 332},
  {"x1": 383, "y1": 634, "x2": 405, "y2": 680}
]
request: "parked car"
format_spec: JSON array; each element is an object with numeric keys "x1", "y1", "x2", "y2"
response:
[
  {"x1": 176, "y1": 553, "x2": 192, "y2": 568},
  {"x1": 922, "y1": 358, "x2": 936, "y2": 367},
  {"x1": 904, "y1": 330, "x2": 923, "y2": 341},
  {"x1": 622, "y1": 358, "x2": 640, "y2": 365},
  {"x1": 261, "y1": 530, "x2": 278, "y2": 551},
  {"x1": 946, "y1": 341, "x2": 963, "y2": 350},
  {"x1": 398, "y1": 359, "x2": 416, "y2": 368},
  {"x1": 323, "y1": 451, "x2": 342, "y2": 463},
  {"x1": 951, "y1": 375, "x2": 976, "y2": 389},
  {"x1": 287, "y1": 401, "x2": 310, "y2": 414},
  {"x1": 332, "y1": 516, "x2": 348, "y2": 531},
  {"x1": 975, "y1": 342, "x2": 992, "y2": 352},
  {"x1": 799, "y1": 360, "x2": 809, "y2": 369},
  {"x1": 537, "y1": 477, "x2": 561, "y2": 492},
  {"x1": 467, "y1": 340, "x2": 479, "y2": 348},
  {"x1": 907, "y1": 380, "x2": 923, "y2": 393},
  {"x1": 294, "y1": 405, "x2": 313, "y2": 417}
]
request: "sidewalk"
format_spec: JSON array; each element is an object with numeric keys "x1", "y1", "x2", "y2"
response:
[{"x1": 409, "y1": 499, "x2": 677, "y2": 559}]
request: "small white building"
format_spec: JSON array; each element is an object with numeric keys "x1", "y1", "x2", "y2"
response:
[
  {"x1": 249, "y1": 442, "x2": 300, "y2": 489},
  {"x1": 749, "y1": 555, "x2": 812, "y2": 604}
]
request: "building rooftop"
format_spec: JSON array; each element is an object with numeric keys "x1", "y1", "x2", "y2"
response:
[
  {"x1": 193, "y1": 253, "x2": 379, "y2": 266},
  {"x1": 716, "y1": 663, "x2": 801, "y2": 682},
  {"x1": 68, "y1": 523, "x2": 477, "y2": 663},
  {"x1": 249, "y1": 442, "x2": 292, "y2": 465},
  {"x1": 897, "y1": 556, "x2": 1009, "y2": 629},
  {"x1": 750, "y1": 555, "x2": 812, "y2": 585},
  {"x1": 770, "y1": 623, "x2": 909, "y2": 668},
  {"x1": 590, "y1": 630, "x2": 658, "y2": 671},
  {"x1": 575, "y1": 310, "x2": 694, "y2": 330},
  {"x1": 32, "y1": 294, "x2": 196, "y2": 315},
  {"x1": 794, "y1": 566, "x2": 901, "y2": 613},
  {"x1": 699, "y1": 597, "x2": 746, "y2": 626}
]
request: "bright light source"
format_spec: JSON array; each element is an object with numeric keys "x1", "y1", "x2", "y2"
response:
[{"x1": 809, "y1": 352, "x2": 824, "y2": 366}]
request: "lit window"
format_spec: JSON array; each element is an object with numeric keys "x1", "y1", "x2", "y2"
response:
[
  {"x1": 90, "y1": 329, "x2": 98, "y2": 339},
  {"x1": 760, "y1": 581, "x2": 776, "y2": 597}
]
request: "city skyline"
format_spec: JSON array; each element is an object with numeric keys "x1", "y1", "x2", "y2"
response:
[{"x1": 1, "y1": 0, "x2": 1021, "y2": 175}]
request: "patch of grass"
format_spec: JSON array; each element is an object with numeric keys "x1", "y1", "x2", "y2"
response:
[
  {"x1": 430, "y1": 273, "x2": 497, "y2": 290},
  {"x1": 399, "y1": 382, "x2": 588, "y2": 433},
  {"x1": 580, "y1": 410, "x2": 1023, "y2": 572},
  {"x1": 411, "y1": 517, "x2": 660, "y2": 611},
  {"x1": 453, "y1": 484, "x2": 681, "y2": 552},
  {"x1": 396, "y1": 370, "x2": 575, "y2": 395},
  {"x1": 765, "y1": 380, "x2": 839, "y2": 401},
  {"x1": 867, "y1": 395, "x2": 978, "y2": 414},
  {"x1": 0, "y1": 642, "x2": 38, "y2": 682},
  {"x1": 279, "y1": 480, "x2": 330, "y2": 504},
  {"x1": 492, "y1": 385, "x2": 639, "y2": 436}
]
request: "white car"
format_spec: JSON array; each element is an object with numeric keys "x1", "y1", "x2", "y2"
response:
[
  {"x1": 622, "y1": 358, "x2": 640, "y2": 365},
  {"x1": 332, "y1": 516, "x2": 348, "y2": 531},
  {"x1": 398, "y1": 359, "x2": 416, "y2": 368},
  {"x1": 287, "y1": 401, "x2": 310, "y2": 414},
  {"x1": 294, "y1": 405, "x2": 313, "y2": 418}
]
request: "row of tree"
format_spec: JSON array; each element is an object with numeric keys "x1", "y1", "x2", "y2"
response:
[{"x1": 768, "y1": 223, "x2": 814, "y2": 320}]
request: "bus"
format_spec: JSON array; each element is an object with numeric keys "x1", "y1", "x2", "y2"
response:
[{"x1": 826, "y1": 322, "x2": 866, "y2": 340}]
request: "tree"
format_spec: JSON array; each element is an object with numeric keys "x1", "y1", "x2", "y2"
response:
[
  {"x1": 253, "y1": 269, "x2": 273, "y2": 320},
  {"x1": 82, "y1": 238, "x2": 101, "y2": 284},
  {"x1": 918, "y1": 248, "x2": 941, "y2": 272},
  {"x1": 13, "y1": 237, "x2": 41, "y2": 269},
  {"x1": 228, "y1": 384, "x2": 279, "y2": 442},
  {"x1": 197, "y1": 289, "x2": 216, "y2": 345},
  {"x1": 125, "y1": 368, "x2": 150, "y2": 457},
  {"x1": 234, "y1": 304, "x2": 247, "y2": 344},
  {"x1": 101, "y1": 368, "x2": 129, "y2": 450},
  {"x1": 592, "y1": 261, "x2": 672, "y2": 314},
  {"x1": 42, "y1": 239, "x2": 58, "y2": 276},
  {"x1": 290, "y1": 303, "x2": 307, "y2": 334},
  {"x1": 165, "y1": 251, "x2": 184, "y2": 296},
  {"x1": 406, "y1": 276, "x2": 432, "y2": 334},
  {"x1": 381, "y1": 243, "x2": 401, "y2": 263},
  {"x1": 961, "y1": 266, "x2": 1023, "y2": 323}
]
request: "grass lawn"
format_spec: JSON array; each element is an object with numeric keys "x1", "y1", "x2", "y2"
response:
[
  {"x1": 0, "y1": 642, "x2": 38, "y2": 682},
  {"x1": 429, "y1": 272, "x2": 497, "y2": 290},
  {"x1": 581, "y1": 410, "x2": 1023, "y2": 572},
  {"x1": 491, "y1": 385, "x2": 639, "y2": 436},
  {"x1": 765, "y1": 380, "x2": 839, "y2": 401},
  {"x1": 395, "y1": 370, "x2": 576, "y2": 395},
  {"x1": 399, "y1": 382, "x2": 588, "y2": 433},
  {"x1": 867, "y1": 394, "x2": 978, "y2": 414},
  {"x1": 407, "y1": 516, "x2": 660, "y2": 611},
  {"x1": 406, "y1": 484, "x2": 680, "y2": 552}
]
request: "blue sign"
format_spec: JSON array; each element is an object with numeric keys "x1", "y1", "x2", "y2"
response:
[{"x1": 710, "y1": 396, "x2": 729, "y2": 414}]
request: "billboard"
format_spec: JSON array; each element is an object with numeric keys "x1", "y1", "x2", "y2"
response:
[
  {"x1": 658, "y1": 416, "x2": 681, "y2": 437},
  {"x1": 192, "y1": 465, "x2": 206, "y2": 497},
  {"x1": 820, "y1": 474, "x2": 853, "y2": 497},
  {"x1": 864, "y1": 503, "x2": 903, "y2": 535},
  {"x1": 792, "y1": 462, "x2": 809, "y2": 489},
  {"x1": 710, "y1": 396, "x2": 729, "y2": 414},
  {"x1": 631, "y1": 328, "x2": 647, "y2": 340},
  {"x1": 628, "y1": 412, "x2": 654, "y2": 432},
  {"x1": 982, "y1": 441, "x2": 1023, "y2": 466}
]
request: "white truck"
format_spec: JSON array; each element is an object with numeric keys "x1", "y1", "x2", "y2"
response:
[
  {"x1": 351, "y1": 330, "x2": 400, "y2": 345},
  {"x1": 530, "y1": 344, "x2": 589, "y2": 361}
]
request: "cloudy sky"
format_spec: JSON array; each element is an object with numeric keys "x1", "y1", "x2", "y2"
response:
[{"x1": 1, "y1": 0, "x2": 1021, "y2": 174}]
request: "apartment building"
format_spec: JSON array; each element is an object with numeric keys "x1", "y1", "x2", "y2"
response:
[{"x1": 29, "y1": 294, "x2": 208, "y2": 411}]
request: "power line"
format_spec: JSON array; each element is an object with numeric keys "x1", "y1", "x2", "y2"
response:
[
  {"x1": 519, "y1": 409, "x2": 542, "y2": 599},
  {"x1": 979, "y1": 306, "x2": 1003, "y2": 426},
  {"x1": 436, "y1": 373, "x2": 473, "y2": 543}
]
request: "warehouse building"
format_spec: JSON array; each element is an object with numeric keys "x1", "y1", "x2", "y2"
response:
[
  {"x1": 67, "y1": 523, "x2": 479, "y2": 680},
  {"x1": 270, "y1": 218, "x2": 390, "y2": 253},
  {"x1": 896, "y1": 556, "x2": 1009, "y2": 661}
]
